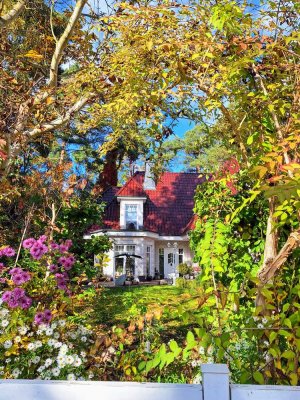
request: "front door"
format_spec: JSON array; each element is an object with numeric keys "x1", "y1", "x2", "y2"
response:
[{"x1": 165, "y1": 252, "x2": 175, "y2": 277}]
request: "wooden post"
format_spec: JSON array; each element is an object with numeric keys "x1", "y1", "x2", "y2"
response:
[{"x1": 201, "y1": 364, "x2": 230, "y2": 400}]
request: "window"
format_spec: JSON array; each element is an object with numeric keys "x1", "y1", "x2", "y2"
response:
[
  {"x1": 179, "y1": 248, "x2": 184, "y2": 264},
  {"x1": 168, "y1": 253, "x2": 174, "y2": 265},
  {"x1": 159, "y1": 248, "x2": 164, "y2": 277},
  {"x1": 125, "y1": 204, "x2": 138, "y2": 229},
  {"x1": 146, "y1": 246, "x2": 151, "y2": 276},
  {"x1": 115, "y1": 245, "x2": 125, "y2": 276}
]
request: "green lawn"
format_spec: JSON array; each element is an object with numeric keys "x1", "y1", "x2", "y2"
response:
[{"x1": 89, "y1": 284, "x2": 199, "y2": 342}]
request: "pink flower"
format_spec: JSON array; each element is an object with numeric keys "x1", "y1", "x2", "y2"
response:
[
  {"x1": 0, "y1": 247, "x2": 16, "y2": 257},
  {"x1": 34, "y1": 310, "x2": 52, "y2": 325},
  {"x1": 0, "y1": 262, "x2": 5, "y2": 272},
  {"x1": 1, "y1": 291, "x2": 12, "y2": 302},
  {"x1": 37, "y1": 235, "x2": 47, "y2": 244},
  {"x1": 22, "y1": 238, "x2": 36, "y2": 249},
  {"x1": 50, "y1": 242, "x2": 60, "y2": 250},
  {"x1": 30, "y1": 242, "x2": 48, "y2": 260},
  {"x1": 59, "y1": 255, "x2": 75, "y2": 270},
  {"x1": 48, "y1": 264, "x2": 58, "y2": 273},
  {"x1": 9, "y1": 267, "x2": 22, "y2": 275}
]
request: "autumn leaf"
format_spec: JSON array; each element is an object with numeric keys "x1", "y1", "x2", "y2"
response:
[{"x1": 23, "y1": 50, "x2": 44, "y2": 61}]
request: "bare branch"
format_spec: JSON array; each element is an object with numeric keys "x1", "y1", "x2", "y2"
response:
[
  {"x1": 49, "y1": 0, "x2": 88, "y2": 88},
  {"x1": 258, "y1": 228, "x2": 300, "y2": 284},
  {"x1": 0, "y1": 0, "x2": 25, "y2": 28}
]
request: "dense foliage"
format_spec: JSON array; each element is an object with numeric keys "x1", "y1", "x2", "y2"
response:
[{"x1": 0, "y1": 0, "x2": 299, "y2": 386}]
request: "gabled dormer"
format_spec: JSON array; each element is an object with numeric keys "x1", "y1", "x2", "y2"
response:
[{"x1": 116, "y1": 175, "x2": 147, "y2": 230}]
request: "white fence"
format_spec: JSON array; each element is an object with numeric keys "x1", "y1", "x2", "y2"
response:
[{"x1": 1, "y1": 364, "x2": 300, "y2": 400}]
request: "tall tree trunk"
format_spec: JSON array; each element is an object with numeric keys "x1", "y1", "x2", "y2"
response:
[{"x1": 97, "y1": 149, "x2": 119, "y2": 191}]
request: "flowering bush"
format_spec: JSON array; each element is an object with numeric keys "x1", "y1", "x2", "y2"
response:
[{"x1": 0, "y1": 237, "x2": 94, "y2": 380}]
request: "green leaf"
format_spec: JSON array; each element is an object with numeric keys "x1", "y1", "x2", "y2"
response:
[
  {"x1": 269, "y1": 331, "x2": 277, "y2": 344},
  {"x1": 253, "y1": 371, "x2": 264, "y2": 384}
]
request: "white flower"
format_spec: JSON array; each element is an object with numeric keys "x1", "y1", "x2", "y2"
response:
[
  {"x1": 262, "y1": 318, "x2": 268, "y2": 324},
  {"x1": 88, "y1": 373, "x2": 94, "y2": 379},
  {"x1": 54, "y1": 332, "x2": 60, "y2": 339},
  {"x1": 67, "y1": 373, "x2": 76, "y2": 381},
  {"x1": 4, "y1": 340, "x2": 12, "y2": 349},
  {"x1": 191, "y1": 360, "x2": 198, "y2": 367},
  {"x1": 52, "y1": 367, "x2": 60, "y2": 377},
  {"x1": 36, "y1": 330, "x2": 43, "y2": 335},
  {"x1": 27, "y1": 343, "x2": 35, "y2": 351},
  {"x1": 257, "y1": 323, "x2": 264, "y2": 329},
  {"x1": 58, "y1": 320, "x2": 66, "y2": 327},
  {"x1": 18, "y1": 326, "x2": 28, "y2": 335},
  {"x1": 51, "y1": 322, "x2": 58, "y2": 329},
  {"x1": 57, "y1": 355, "x2": 66, "y2": 367},
  {"x1": 14, "y1": 336, "x2": 21, "y2": 343},
  {"x1": 5, "y1": 358, "x2": 11, "y2": 363},
  {"x1": 48, "y1": 339, "x2": 55, "y2": 347},
  {"x1": 0, "y1": 370, "x2": 4, "y2": 376},
  {"x1": 1, "y1": 320, "x2": 9, "y2": 328},
  {"x1": 74, "y1": 357, "x2": 82, "y2": 367},
  {"x1": 37, "y1": 366, "x2": 45, "y2": 373},
  {"x1": 66, "y1": 355, "x2": 74, "y2": 365},
  {"x1": 207, "y1": 357, "x2": 213, "y2": 364},
  {"x1": 198, "y1": 346, "x2": 205, "y2": 355},
  {"x1": 193, "y1": 375, "x2": 202, "y2": 384},
  {"x1": 70, "y1": 332, "x2": 77, "y2": 339},
  {"x1": 39, "y1": 324, "x2": 47, "y2": 331},
  {"x1": 235, "y1": 343, "x2": 241, "y2": 350},
  {"x1": 32, "y1": 356, "x2": 40, "y2": 364},
  {"x1": 12, "y1": 368, "x2": 20, "y2": 378},
  {"x1": 35, "y1": 341, "x2": 43, "y2": 348},
  {"x1": 59, "y1": 344, "x2": 68, "y2": 354},
  {"x1": 54, "y1": 341, "x2": 62, "y2": 349},
  {"x1": 80, "y1": 351, "x2": 86, "y2": 358},
  {"x1": 45, "y1": 358, "x2": 53, "y2": 367},
  {"x1": 81, "y1": 336, "x2": 87, "y2": 342},
  {"x1": 0, "y1": 308, "x2": 9, "y2": 316},
  {"x1": 45, "y1": 328, "x2": 53, "y2": 336}
]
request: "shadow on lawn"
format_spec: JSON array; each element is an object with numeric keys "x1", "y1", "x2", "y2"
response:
[{"x1": 91, "y1": 285, "x2": 199, "y2": 343}]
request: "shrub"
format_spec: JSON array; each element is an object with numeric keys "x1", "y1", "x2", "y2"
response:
[
  {"x1": 177, "y1": 263, "x2": 193, "y2": 277},
  {"x1": 0, "y1": 237, "x2": 94, "y2": 380}
]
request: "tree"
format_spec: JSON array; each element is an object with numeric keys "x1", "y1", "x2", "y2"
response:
[{"x1": 85, "y1": 0, "x2": 299, "y2": 291}]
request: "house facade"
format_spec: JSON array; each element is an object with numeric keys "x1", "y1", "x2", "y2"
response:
[{"x1": 84, "y1": 165, "x2": 202, "y2": 280}]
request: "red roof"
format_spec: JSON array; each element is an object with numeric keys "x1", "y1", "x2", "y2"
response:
[
  {"x1": 93, "y1": 172, "x2": 203, "y2": 236},
  {"x1": 116, "y1": 177, "x2": 147, "y2": 198}
]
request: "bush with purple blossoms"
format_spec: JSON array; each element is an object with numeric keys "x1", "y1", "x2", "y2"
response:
[{"x1": 0, "y1": 236, "x2": 95, "y2": 380}]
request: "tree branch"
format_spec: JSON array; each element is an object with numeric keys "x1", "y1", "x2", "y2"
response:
[
  {"x1": 258, "y1": 228, "x2": 300, "y2": 284},
  {"x1": 252, "y1": 63, "x2": 292, "y2": 169},
  {"x1": 49, "y1": 0, "x2": 87, "y2": 88},
  {"x1": 24, "y1": 93, "x2": 96, "y2": 137},
  {"x1": 0, "y1": 0, "x2": 25, "y2": 28}
]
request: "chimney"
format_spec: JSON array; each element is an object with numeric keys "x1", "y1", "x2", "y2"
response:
[{"x1": 143, "y1": 161, "x2": 156, "y2": 190}]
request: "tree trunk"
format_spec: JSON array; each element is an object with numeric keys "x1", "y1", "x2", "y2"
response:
[
  {"x1": 256, "y1": 197, "x2": 278, "y2": 311},
  {"x1": 97, "y1": 149, "x2": 119, "y2": 191}
]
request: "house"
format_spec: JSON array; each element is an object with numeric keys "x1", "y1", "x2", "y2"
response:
[{"x1": 84, "y1": 164, "x2": 203, "y2": 280}]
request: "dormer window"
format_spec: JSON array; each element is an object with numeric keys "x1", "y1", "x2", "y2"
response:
[{"x1": 125, "y1": 204, "x2": 138, "y2": 230}]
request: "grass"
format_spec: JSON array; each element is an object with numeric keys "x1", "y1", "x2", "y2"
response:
[{"x1": 88, "y1": 284, "x2": 200, "y2": 342}]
